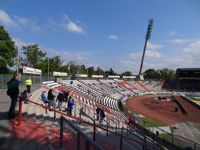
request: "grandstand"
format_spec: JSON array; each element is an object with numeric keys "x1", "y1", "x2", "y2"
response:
[{"x1": 2, "y1": 76, "x2": 200, "y2": 150}]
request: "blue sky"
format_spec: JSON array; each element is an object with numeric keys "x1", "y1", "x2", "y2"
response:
[{"x1": 1, "y1": 0, "x2": 200, "y2": 74}]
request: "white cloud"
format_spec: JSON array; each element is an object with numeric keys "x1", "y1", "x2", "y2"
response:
[
  {"x1": 168, "y1": 31, "x2": 177, "y2": 36},
  {"x1": 171, "y1": 38, "x2": 188, "y2": 44},
  {"x1": 108, "y1": 35, "x2": 119, "y2": 40},
  {"x1": 63, "y1": 15, "x2": 84, "y2": 34},
  {"x1": 129, "y1": 50, "x2": 161, "y2": 59},
  {"x1": 66, "y1": 21, "x2": 84, "y2": 33},
  {"x1": 184, "y1": 40, "x2": 200, "y2": 54},
  {"x1": 0, "y1": 9, "x2": 16, "y2": 27},
  {"x1": 45, "y1": 48, "x2": 91, "y2": 62},
  {"x1": 146, "y1": 50, "x2": 161, "y2": 58},
  {"x1": 120, "y1": 39, "x2": 200, "y2": 73},
  {"x1": 14, "y1": 16, "x2": 41, "y2": 31},
  {"x1": 0, "y1": 9, "x2": 40, "y2": 31},
  {"x1": 147, "y1": 42, "x2": 163, "y2": 49}
]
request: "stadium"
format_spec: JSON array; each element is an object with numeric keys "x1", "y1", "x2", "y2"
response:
[
  {"x1": 1, "y1": 1, "x2": 200, "y2": 150},
  {"x1": 1, "y1": 71, "x2": 200, "y2": 150}
]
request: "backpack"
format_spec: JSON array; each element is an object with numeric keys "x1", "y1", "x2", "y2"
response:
[
  {"x1": 7, "y1": 89, "x2": 12, "y2": 96},
  {"x1": 7, "y1": 80, "x2": 12, "y2": 96}
]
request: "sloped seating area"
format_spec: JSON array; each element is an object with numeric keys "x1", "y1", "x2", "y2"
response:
[{"x1": 2, "y1": 79, "x2": 182, "y2": 150}]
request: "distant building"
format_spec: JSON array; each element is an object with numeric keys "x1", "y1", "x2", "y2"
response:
[{"x1": 176, "y1": 68, "x2": 200, "y2": 91}]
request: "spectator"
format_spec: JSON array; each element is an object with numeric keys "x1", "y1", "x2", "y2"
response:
[
  {"x1": 99, "y1": 109, "x2": 105, "y2": 123},
  {"x1": 96, "y1": 107, "x2": 101, "y2": 120},
  {"x1": 47, "y1": 89, "x2": 56, "y2": 109},
  {"x1": 7, "y1": 75, "x2": 20, "y2": 120},
  {"x1": 41, "y1": 91, "x2": 48, "y2": 104},
  {"x1": 56, "y1": 91, "x2": 65, "y2": 111},
  {"x1": 63, "y1": 91, "x2": 69, "y2": 103},
  {"x1": 67, "y1": 96, "x2": 74, "y2": 115},
  {"x1": 25, "y1": 78, "x2": 32, "y2": 93}
]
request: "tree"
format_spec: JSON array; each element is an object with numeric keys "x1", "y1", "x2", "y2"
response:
[
  {"x1": 87, "y1": 66, "x2": 95, "y2": 77},
  {"x1": 96, "y1": 66, "x2": 104, "y2": 75},
  {"x1": 122, "y1": 71, "x2": 132, "y2": 76},
  {"x1": 22, "y1": 44, "x2": 46, "y2": 68},
  {"x1": 79, "y1": 65, "x2": 87, "y2": 74},
  {"x1": 144, "y1": 69, "x2": 159, "y2": 79},
  {"x1": 49, "y1": 56, "x2": 63, "y2": 72},
  {"x1": 0, "y1": 26, "x2": 17, "y2": 73},
  {"x1": 144, "y1": 68, "x2": 175, "y2": 80}
]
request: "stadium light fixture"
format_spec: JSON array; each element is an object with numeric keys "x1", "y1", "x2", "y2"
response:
[{"x1": 139, "y1": 18, "x2": 154, "y2": 76}]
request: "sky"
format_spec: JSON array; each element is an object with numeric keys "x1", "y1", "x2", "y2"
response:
[{"x1": 1, "y1": 0, "x2": 200, "y2": 74}]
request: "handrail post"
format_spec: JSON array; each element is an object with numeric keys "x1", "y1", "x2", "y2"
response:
[
  {"x1": 144, "y1": 135, "x2": 146, "y2": 149},
  {"x1": 194, "y1": 142, "x2": 196, "y2": 150},
  {"x1": 60, "y1": 115, "x2": 64, "y2": 148},
  {"x1": 93, "y1": 120, "x2": 96, "y2": 141},
  {"x1": 115, "y1": 122, "x2": 117, "y2": 133},
  {"x1": 18, "y1": 96, "x2": 22, "y2": 126},
  {"x1": 45, "y1": 103, "x2": 47, "y2": 114},
  {"x1": 77, "y1": 133, "x2": 80, "y2": 150},
  {"x1": 86, "y1": 140, "x2": 90, "y2": 150},
  {"x1": 120, "y1": 136, "x2": 123, "y2": 150},
  {"x1": 106, "y1": 122, "x2": 109, "y2": 136}
]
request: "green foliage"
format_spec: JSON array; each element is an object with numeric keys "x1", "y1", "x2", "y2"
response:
[
  {"x1": 87, "y1": 66, "x2": 94, "y2": 78},
  {"x1": 0, "y1": 26, "x2": 17, "y2": 73},
  {"x1": 22, "y1": 44, "x2": 46, "y2": 68},
  {"x1": 96, "y1": 66, "x2": 104, "y2": 75},
  {"x1": 142, "y1": 117, "x2": 165, "y2": 127},
  {"x1": 122, "y1": 71, "x2": 133, "y2": 76},
  {"x1": 144, "y1": 68, "x2": 175, "y2": 80}
]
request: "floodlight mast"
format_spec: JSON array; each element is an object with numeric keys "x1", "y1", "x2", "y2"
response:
[{"x1": 138, "y1": 18, "x2": 153, "y2": 76}]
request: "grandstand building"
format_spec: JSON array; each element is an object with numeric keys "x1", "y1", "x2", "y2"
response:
[{"x1": 176, "y1": 68, "x2": 200, "y2": 91}]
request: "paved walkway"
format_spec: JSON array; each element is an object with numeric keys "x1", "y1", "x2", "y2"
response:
[{"x1": 0, "y1": 85, "x2": 40, "y2": 148}]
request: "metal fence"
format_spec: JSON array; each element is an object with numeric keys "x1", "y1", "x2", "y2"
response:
[
  {"x1": 0, "y1": 74, "x2": 70, "y2": 89},
  {"x1": 136, "y1": 117, "x2": 200, "y2": 149}
]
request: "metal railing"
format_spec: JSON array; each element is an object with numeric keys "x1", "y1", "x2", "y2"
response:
[
  {"x1": 79, "y1": 108, "x2": 155, "y2": 150},
  {"x1": 17, "y1": 96, "x2": 103, "y2": 150}
]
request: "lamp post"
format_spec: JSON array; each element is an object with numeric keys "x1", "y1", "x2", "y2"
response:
[{"x1": 139, "y1": 18, "x2": 154, "y2": 75}]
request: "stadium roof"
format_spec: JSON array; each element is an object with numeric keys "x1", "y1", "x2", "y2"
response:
[{"x1": 176, "y1": 68, "x2": 200, "y2": 72}]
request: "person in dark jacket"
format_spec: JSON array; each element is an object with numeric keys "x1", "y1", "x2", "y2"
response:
[
  {"x1": 99, "y1": 109, "x2": 105, "y2": 123},
  {"x1": 47, "y1": 89, "x2": 55, "y2": 109},
  {"x1": 96, "y1": 107, "x2": 101, "y2": 121},
  {"x1": 56, "y1": 91, "x2": 65, "y2": 111},
  {"x1": 7, "y1": 75, "x2": 20, "y2": 119}
]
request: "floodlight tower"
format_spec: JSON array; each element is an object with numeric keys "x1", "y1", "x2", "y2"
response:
[{"x1": 138, "y1": 18, "x2": 154, "y2": 75}]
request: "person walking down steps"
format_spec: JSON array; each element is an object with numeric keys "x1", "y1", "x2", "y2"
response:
[
  {"x1": 25, "y1": 78, "x2": 32, "y2": 93},
  {"x1": 67, "y1": 96, "x2": 74, "y2": 115},
  {"x1": 56, "y1": 90, "x2": 66, "y2": 111},
  {"x1": 7, "y1": 75, "x2": 21, "y2": 120},
  {"x1": 47, "y1": 89, "x2": 56, "y2": 110}
]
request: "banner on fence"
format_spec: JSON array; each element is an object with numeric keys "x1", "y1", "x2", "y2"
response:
[
  {"x1": 108, "y1": 75, "x2": 120, "y2": 79},
  {"x1": 53, "y1": 71, "x2": 68, "y2": 76},
  {"x1": 23, "y1": 66, "x2": 42, "y2": 75},
  {"x1": 122, "y1": 76, "x2": 136, "y2": 79},
  {"x1": 75, "y1": 74, "x2": 88, "y2": 78},
  {"x1": 92, "y1": 75, "x2": 104, "y2": 78}
]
